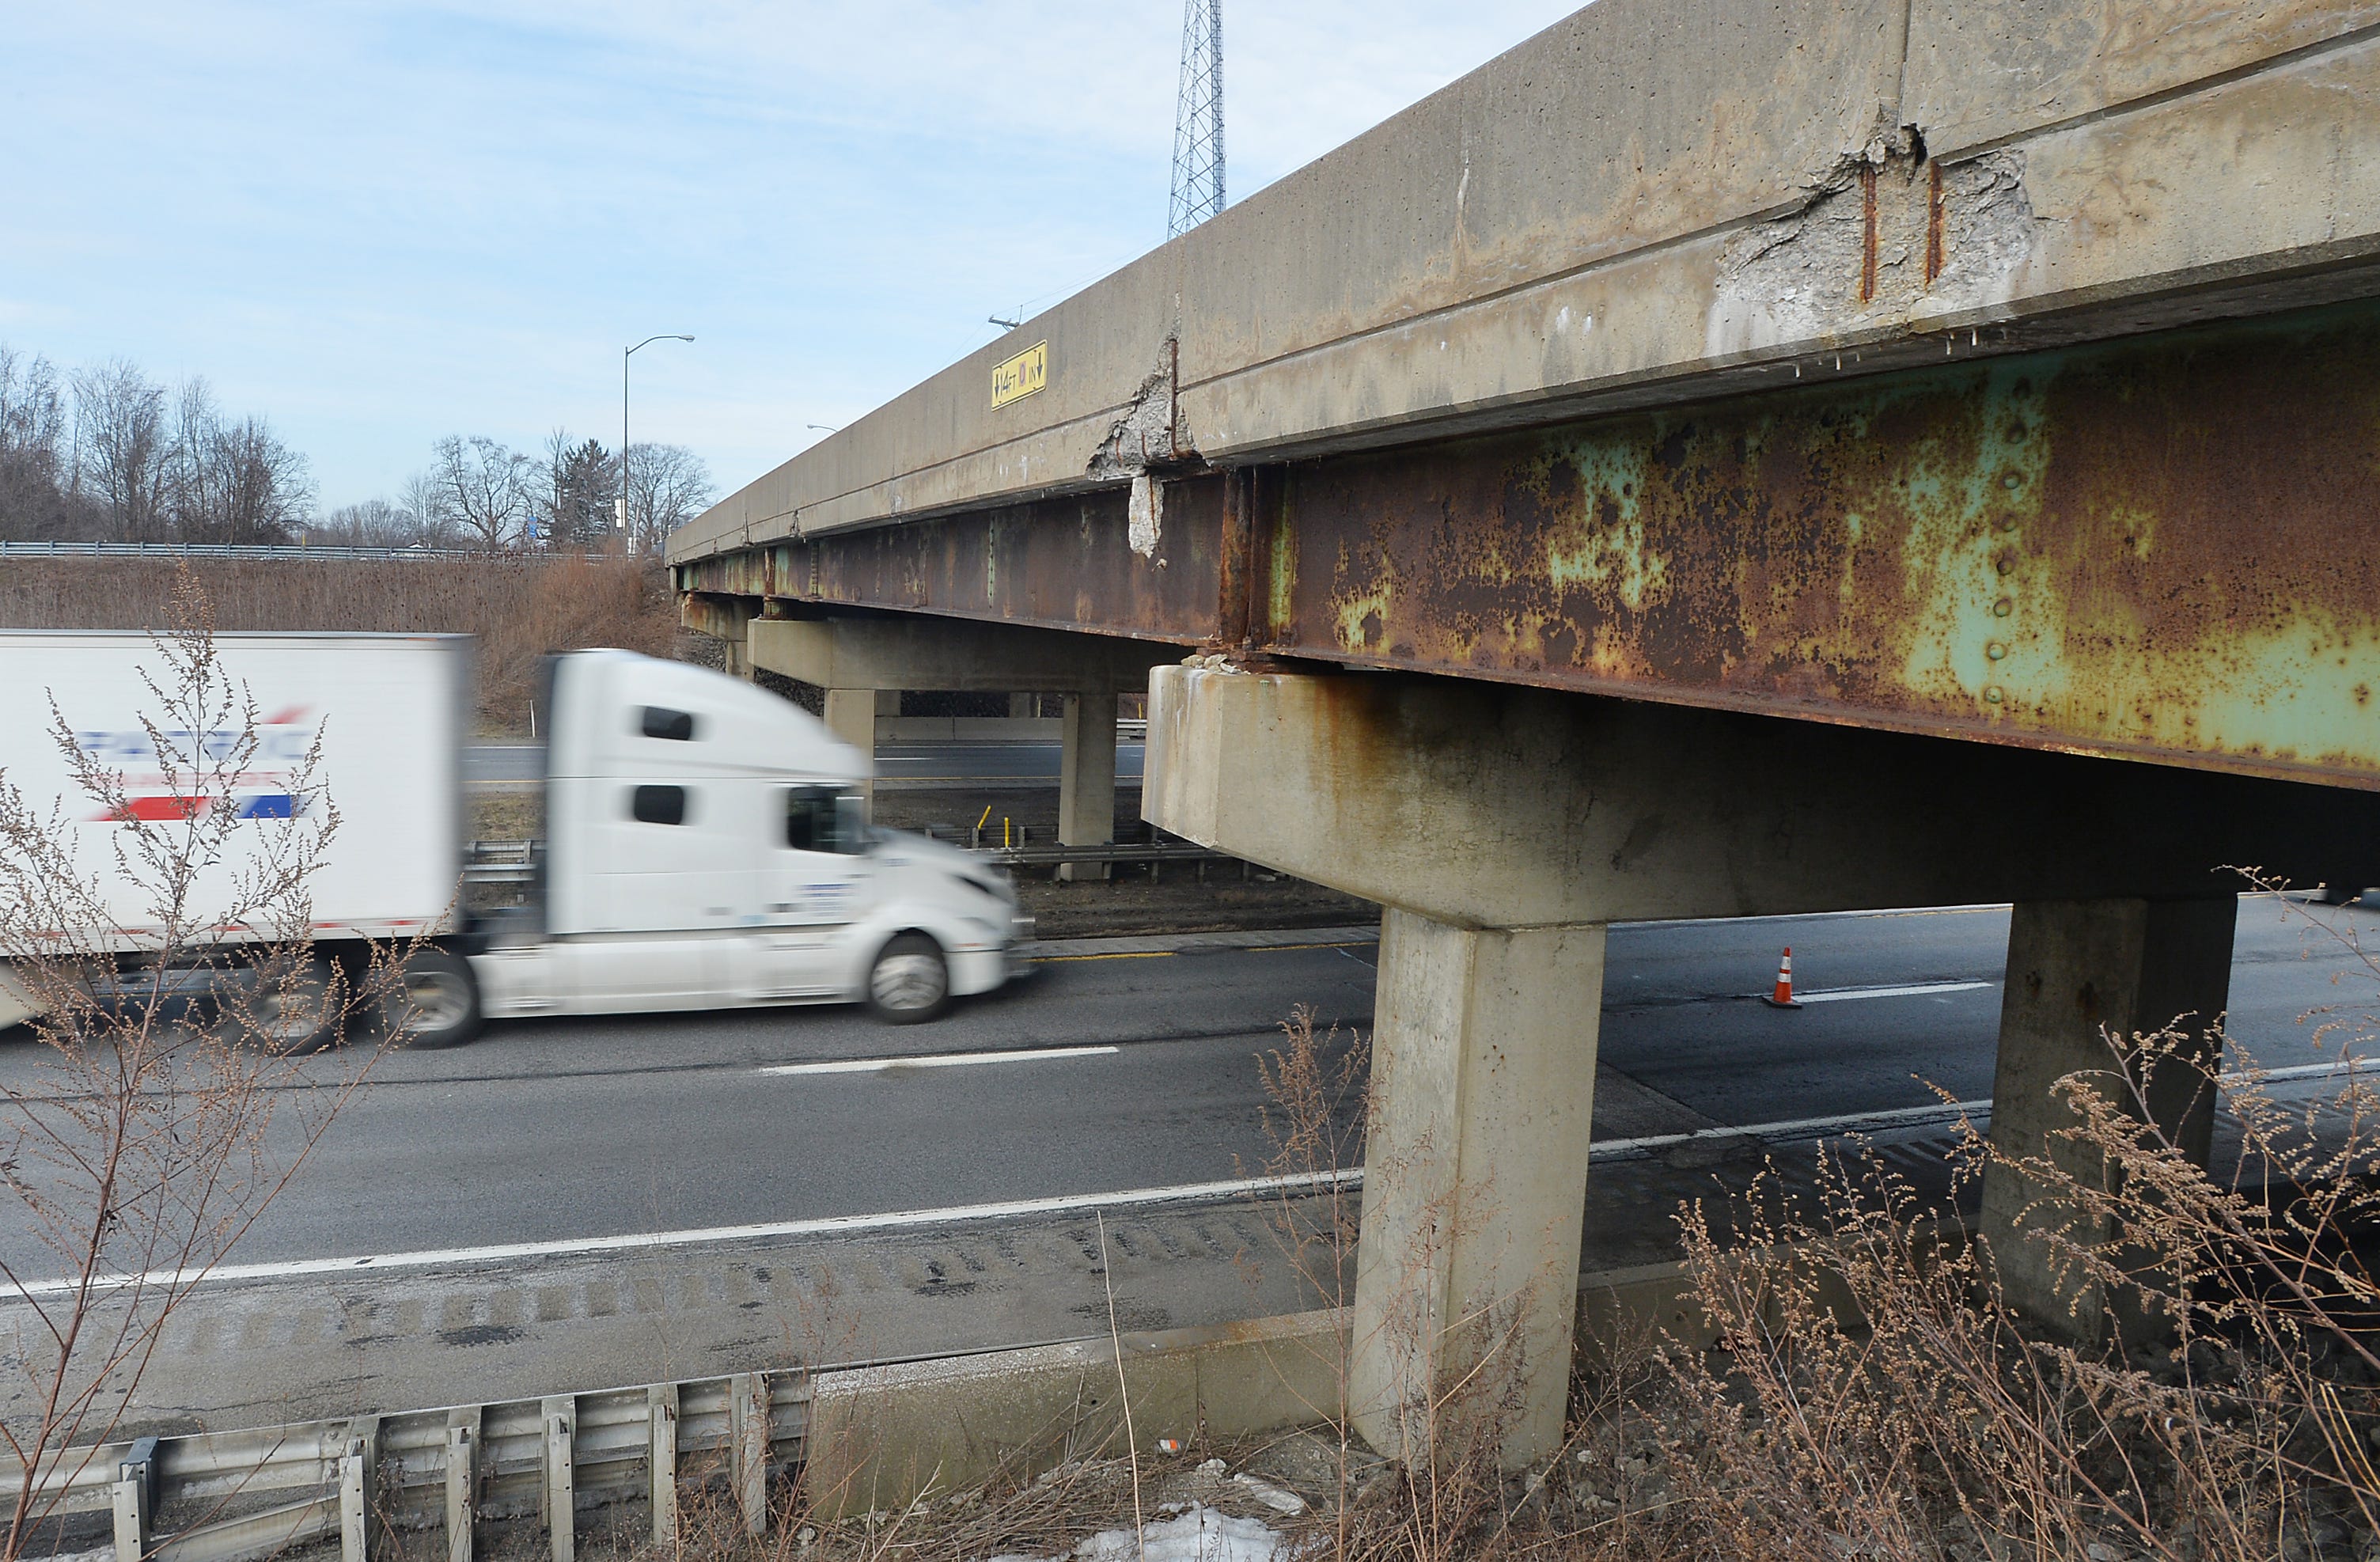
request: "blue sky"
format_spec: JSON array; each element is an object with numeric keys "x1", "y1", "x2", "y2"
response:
[{"x1": 2, "y1": 2, "x2": 1583, "y2": 510}]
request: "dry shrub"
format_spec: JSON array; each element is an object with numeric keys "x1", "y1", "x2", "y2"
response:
[
  {"x1": 1239, "y1": 893, "x2": 2380, "y2": 1562},
  {"x1": 0, "y1": 574, "x2": 404, "y2": 1561},
  {"x1": 0, "y1": 555, "x2": 680, "y2": 730},
  {"x1": 1656, "y1": 941, "x2": 2380, "y2": 1560}
]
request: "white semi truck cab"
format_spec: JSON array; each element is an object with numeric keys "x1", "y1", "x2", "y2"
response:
[
  {"x1": 0, "y1": 634, "x2": 1031, "y2": 1049},
  {"x1": 468, "y1": 648, "x2": 1031, "y2": 1034}
]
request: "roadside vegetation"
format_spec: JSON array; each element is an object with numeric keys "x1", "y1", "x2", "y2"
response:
[
  {"x1": 0, "y1": 553, "x2": 680, "y2": 734},
  {"x1": 0, "y1": 341, "x2": 710, "y2": 551},
  {"x1": 0, "y1": 576, "x2": 426, "y2": 1561}
]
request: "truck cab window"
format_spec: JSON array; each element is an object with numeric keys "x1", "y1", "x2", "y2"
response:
[
  {"x1": 639, "y1": 706, "x2": 699, "y2": 741},
  {"x1": 786, "y1": 787, "x2": 867, "y2": 854},
  {"x1": 631, "y1": 784, "x2": 688, "y2": 825}
]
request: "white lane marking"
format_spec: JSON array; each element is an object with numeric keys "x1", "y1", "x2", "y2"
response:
[
  {"x1": 1594, "y1": 1100, "x2": 1988, "y2": 1162},
  {"x1": 19, "y1": 1060, "x2": 2374, "y2": 1297},
  {"x1": 7, "y1": 1170, "x2": 1366, "y2": 1298},
  {"x1": 2257, "y1": 1058, "x2": 2379, "y2": 1085},
  {"x1": 1791, "y1": 979, "x2": 1995, "y2": 1004},
  {"x1": 1596, "y1": 1058, "x2": 2380, "y2": 1162},
  {"x1": 759, "y1": 1044, "x2": 1117, "y2": 1077},
  {"x1": 1622, "y1": 904, "x2": 2010, "y2": 931}
]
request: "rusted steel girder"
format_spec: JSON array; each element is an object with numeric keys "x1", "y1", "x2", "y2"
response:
[
  {"x1": 675, "y1": 483, "x2": 1225, "y2": 645},
  {"x1": 679, "y1": 300, "x2": 2380, "y2": 790}
]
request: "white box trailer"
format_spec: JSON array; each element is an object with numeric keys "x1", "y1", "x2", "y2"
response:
[
  {"x1": 0, "y1": 633, "x2": 1029, "y2": 1046},
  {"x1": 0, "y1": 631, "x2": 472, "y2": 946}
]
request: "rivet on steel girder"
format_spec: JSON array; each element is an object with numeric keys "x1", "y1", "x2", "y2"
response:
[
  {"x1": 1995, "y1": 554, "x2": 2017, "y2": 575},
  {"x1": 1983, "y1": 686, "x2": 2005, "y2": 704},
  {"x1": 1992, "y1": 598, "x2": 2014, "y2": 617},
  {"x1": 1986, "y1": 642, "x2": 2008, "y2": 661}
]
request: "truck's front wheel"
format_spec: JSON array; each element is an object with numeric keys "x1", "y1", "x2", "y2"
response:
[
  {"x1": 236, "y1": 954, "x2": 345, "y2": 1056},
  {"x1": 867, "y1": 935, "x2": 949, "y2": 1024},
  {"x1": 378, "y1": 947, "x2": 483, "y2": 1048}
]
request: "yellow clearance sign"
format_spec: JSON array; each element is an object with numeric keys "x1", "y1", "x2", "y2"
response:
[{"x1": 991, "y1": 341, "x2": 1048, "y2": 408}]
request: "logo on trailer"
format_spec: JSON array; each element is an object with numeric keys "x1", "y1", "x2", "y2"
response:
[{"x1": 76, "y1": 705, "x2": 320, "y2": 822}]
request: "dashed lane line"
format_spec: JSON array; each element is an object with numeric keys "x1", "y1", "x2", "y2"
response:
[
  {"x1": 1792, "y1": 980, "x2": 1995, "y2": 1004},
  {"x1": 758, "y1": 1044, "x2": 1118, "y2": 1076}
]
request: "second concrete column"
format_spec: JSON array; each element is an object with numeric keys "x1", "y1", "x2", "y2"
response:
[
  {"x1": 1057, "y1": 690, "x2": 1117, "y2": 882},
  {"x1": 1980, "y1": 896, "x2": 2237, "y2": 1339},
  {"x1": 823, "y1": 688, "x2": 878, "y2": 809},
  {"x1": 1350, "y1": 910, "x2": 1606, "y2": 1468}
]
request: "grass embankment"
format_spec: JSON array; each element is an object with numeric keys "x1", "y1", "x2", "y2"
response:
[{"x1": 0, "y1": 555, "x2": 680, "y2": 734}]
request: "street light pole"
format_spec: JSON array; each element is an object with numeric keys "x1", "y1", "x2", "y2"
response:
[{"x1": 621, "y1": 333, "x2": 694, "y2": 536}]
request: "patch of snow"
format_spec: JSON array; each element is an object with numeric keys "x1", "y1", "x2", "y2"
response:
[{"x1": 991, "y1": 1503, "x2": 1287, "y2": 1562}]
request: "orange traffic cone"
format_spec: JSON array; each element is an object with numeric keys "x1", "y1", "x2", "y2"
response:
[{"x1": 1763, "y1": 946, "x2": 1802, "y2": 1008}]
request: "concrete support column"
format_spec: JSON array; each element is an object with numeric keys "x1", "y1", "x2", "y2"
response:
[
  {"x1": 874, "y1": 689, "x2": 902, "y2": 718},
  {"x1": 1057, "y1": 690, "x2": 1117, "y2": 883},
  {"x1": 1008, "y1": 693, "x2": 1037, "y2": 718},
  {"x1": 823, "y1": 688, "x2": 878, "y2": 809},
  {"x1": 1980, "y1": 897, "x2": 2237, "y2": 1339},
  {"x1": 1351, "y1": 911, "x2": 1606, "y2": 1468}
]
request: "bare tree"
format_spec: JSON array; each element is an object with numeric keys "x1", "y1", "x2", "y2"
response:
[
  {"x1": 424, "y1": 434, "x2": 531, "y2": 551},
  {"x1": 0, "y1": 576, "x2": 400, "y2": 1560},
  {"x1": 316, "y1": 497, "x2": 423, "y2": 547},
  {"x1": 0, "y1": 348, "x2": 91, "y2": 542},
  {"x1": 70, "y1": 360, "x2": 170, "y2": 542},
  {"x1": 396, "y1": 469, "x2": 464, "y2": 548},
  {"x1": 164, "y1": 380, "x2": 314, "y2": 544},
  {"x1": 620, "y1": 441, "x2": 714, "y2": 552}
]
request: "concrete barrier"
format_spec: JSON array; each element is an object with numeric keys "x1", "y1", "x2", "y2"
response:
[
  {"x1": 802, "y1": 1310, "x2": 1347, "y2": 1518},
  {"x1": 876, "y1": 716, "x2": 1062, "y2": 742}
]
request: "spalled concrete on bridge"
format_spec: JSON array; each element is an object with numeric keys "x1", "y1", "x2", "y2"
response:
[
  {"x1": 673, "y1": 0, "x2": 2380, "y2": 554},
  {"x1": 1144, "y1": 662, "x2": 2380, "y2": 1462},
  {"x1": 673, "y1": 0, "x2": 2380, "y2": 795}
]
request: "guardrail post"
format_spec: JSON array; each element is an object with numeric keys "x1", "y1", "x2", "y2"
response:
[
  {"x1": 646, "y1": 1383, "x2": 679, "y2": 1545},
  {"x1": 730, "y1": 1373, "x2": 769, "y2": 1536},
  {"x1": 445, "y1": 1413, "x2": 478, "y2": 1562},
  {"x1": 338, "y1": 1438, "x2": 368, "y2": 1562},
  {"x1": 542, "y1": 1397, "x2": 575, "y2": 1562},
  {"x1": 112, "y1": 1435, "x2": 158, "y2": 1562}
]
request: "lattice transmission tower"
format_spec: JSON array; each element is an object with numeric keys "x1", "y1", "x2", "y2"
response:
[{"x1": 1169, "y1": 0, "x2": 1224, "y2": 237}]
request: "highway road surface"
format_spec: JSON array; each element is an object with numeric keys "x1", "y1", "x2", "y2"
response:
[
  {"x1": 70, "y1": 896, "x2": 2379, "y2": 1268},
  {"x1": 4, "y1": 896, "x2": 2374, "y2": 1427}
]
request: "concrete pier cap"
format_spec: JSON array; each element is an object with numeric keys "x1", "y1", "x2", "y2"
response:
[{"x1": 1144, "y1": 662, "x2": 2380, "y2": 1463}]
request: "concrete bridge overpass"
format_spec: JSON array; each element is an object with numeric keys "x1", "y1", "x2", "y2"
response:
[{"x1": 671, "y1": 0, "x2": 2380, "y2": 1464}]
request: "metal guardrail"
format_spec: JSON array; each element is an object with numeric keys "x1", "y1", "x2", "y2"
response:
[
  {"x1": 4, "y1": 1371, "x2": 805, "y2": 1562},
  {"x1": 464, "y1": 840, "x2": 540, "y2": 886},
  {"x1": 986, "y1": 840, "x2": 1246, "y2": 878},
  {"x1": 0, "y1": 541, "x2": 627, "y2": 563}
]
